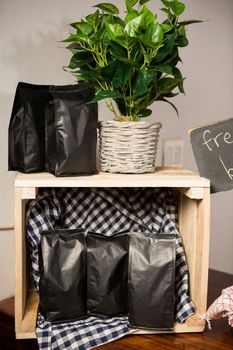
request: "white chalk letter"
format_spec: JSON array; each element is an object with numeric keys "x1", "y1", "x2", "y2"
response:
[
  {"x1": 224, "y1": 132, "x2": 233, "y2": 144},
  {"x1": 219, "y1": 155, "x2": 233, "y2": 180},
  {"x1": 202, "y1": 130, "x2": 213, "y2": 152}
]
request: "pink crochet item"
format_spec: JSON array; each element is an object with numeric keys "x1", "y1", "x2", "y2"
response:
[{"x1": 200, "y1": 286, "x2": 233, "y2": 329}]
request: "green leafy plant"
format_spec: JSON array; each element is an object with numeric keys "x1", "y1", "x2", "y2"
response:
[{"x1": 64, "y1": 0, "x2": 201, "y2": 121}]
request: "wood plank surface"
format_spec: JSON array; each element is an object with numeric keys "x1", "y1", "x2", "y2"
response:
[
  {"x1": 17, "y1": 291, "x2": 38, "y2": 339},
  {"x1": 194, "y1": 188, "x2": 211, "y2": 315},
  {"x1": 14, "y1": 168, "x2": 210, "y2": 189},
  {"x1": 14, "y1": 187, "x2": 25, "y2": 336}
]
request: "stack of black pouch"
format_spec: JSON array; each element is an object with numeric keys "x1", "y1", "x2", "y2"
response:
[
  {"x1": 8, "y1": 82, "x2": 98, "y2": 175},
  {"x1": 45, "y1": 84, "x2": 98, "y2": 176},
  {"x1": 39, "y1": 229, "x2": 87, "y2": 323},
  {"x1": 8, "y1": 82, "x2": 49, "y2": 173},
  {"x1": 86, "y1": 232, "x2": 129, "y2": 317},
  {"x1": 128, "y1": 232, "x2": 176, "y2": 330}
]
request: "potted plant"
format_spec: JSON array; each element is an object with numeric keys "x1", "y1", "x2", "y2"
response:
[{"x1": 64, "y1": 0, "x2": 201, "y2": 173}]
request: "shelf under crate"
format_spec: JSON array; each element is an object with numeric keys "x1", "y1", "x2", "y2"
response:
[{"x1": 20, "y1": 290, "x2": 205, "y2": 339}]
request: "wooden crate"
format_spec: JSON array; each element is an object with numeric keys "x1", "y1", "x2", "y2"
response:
[{"x1": 14, "y1": 167, "x2": 210, "y2": 339}]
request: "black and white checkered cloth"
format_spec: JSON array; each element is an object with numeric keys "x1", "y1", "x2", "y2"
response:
[{"x1": 26, "y1": 187, "x2": 195, "y2": 350}]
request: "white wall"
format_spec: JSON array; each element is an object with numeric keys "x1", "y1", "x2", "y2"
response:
[{"x1": 0, "y1": 0, "x2": 232, "y2": 300}]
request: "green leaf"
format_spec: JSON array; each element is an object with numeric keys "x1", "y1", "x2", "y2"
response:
[
  {"x1": 108, "y1": 26, "x2": 136, "y2": 49},
  {"x1": 139, "y1": 0, "x2": 150, "y2": 5},
  {"x1": 158, "y1": 77, "x2": 178, "y2": 94},
  {"x1": 179, "y1": 25, "x2": 186, "y2": 36},
  {"x1": 68, "y1": 51, "x2": 94, "y2": 69},
  {"x1": 170, "y1": 1, "x2": 185, "y2": 16},
  {"x1": 125, "y1": 10, "x2": 139, "y2": 24},
  {"x1": 176, "y1": 34, "x2": 189, "y2": 47},
  {"x1": 63, "y1": 33, "x2": 91, "y2": 45},
  {"x1": 162, "y1": 47, "x2": 179, "y2": 65},
  {"x1": 139, "y1": 5, "x2": 155, "y2": 24},
  {"x1": 125, "y1": 5, "x2": 156, "y2": 37},
  {"x1": 73, "y1": 73, "x2": 96, "y2": 83},
  {"x1": 94, "y1": 3, "x2": 119, "y2": 15},
  {"x1": 105, "y1": 22, "x2": 124, "y2": 40},
  {"x1": 160, "y1": 7, "x2": 170, "y2": 15},
  {"x1": 145, "y1": 22, "x2": 163, "y2": 44},
  {"x1": 91, "y1": 27, "x2": 104, "y2": 41},
  {"x1": 161, "y1": 23, "x2": 173, "y2": 33},
  {"x1": 112, "y1": 63, "x2": 124, "y2": 88},
  {"x1": 163, "y1": 91, "x2": 179, "y2": 98},
  {"x1": 152, "y1": 64, "x2": 173, "y2": 74},
  {"x1": 113, "y1": 54, "x2": 139, "y2": 66},
  {"x1": 78, "y1": 69, "x2": 101, "y2": 84},
  {"x1": 178, "y1": 19, "x2": 203, "y2": 26},
  {"x1": 136, "y1": 108, "x2": 152, "y2": 117},
  {"x1": 133, "y1": 69, "x2": 157, "y2": 97},
  {"x1": 101, "y1": 60, "x2": 119, "y2": 81},
  {"x1": 73, "y1": 73, "x2": 86, "y2": 82},
  {"x1": 172, "y1": 67, "x2": 185, "y2": 93},
  {"x1": 73, "y1": 22, "x2": 93, "y2": 35},
  {"x1": 70, "y1": 21, "x2": 82, "y2": 29},
  {"x1": 161, "y1": 0, "x2": 171, "y2": 7},
  {"x1": 115, "y1": 98, "x2": 127, "y2": 116},
  {"x1": 125, "y1": 14, "x2": 143, "y2": 36},
  {"x1": 63, "y1": 34, "x2": 80, "y2": 42},
  {"x1": 122, "y1": 64, "x2": 133, "y2": 86},
  {"x1": 154, "y1": 30, "x2": 177, "y2": 62},
  {"x1": 91, "y1": 90, "x2": 123, "y2": 102},
  {"x1": 109, "y1": 41, "x2": 127, "y2": 57},
  {"x1": 126, "y1": 0, "x2": 138, "y2": 12},
  {"x1": 86, "y1": 10, "x2": 100, "y2": 26},
  {"x1": 102, "y1": 61, "x2": 132, "y2": 89},
  {"x1": 66, "y1": 42, "x2": 81, "y2": 52}
]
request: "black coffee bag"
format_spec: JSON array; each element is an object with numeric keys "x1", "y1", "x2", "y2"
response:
[
  {"x1": 8, "y1": 82, "x2": 49, "y2": 172},
  {"x1": 87, "y1": 232, "x2": 129, "y2": 317},
  {"x1": 39, "y1": 229, "x2": 87, "y2": 323},
  {"x1": 128, "y1": 232, "x2": 176, "y2": 330},
  {"x1": 45, "y1": 83, "x2": 98, "y2": 176}
]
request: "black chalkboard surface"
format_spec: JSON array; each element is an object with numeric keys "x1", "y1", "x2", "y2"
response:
[{"x1": 190, "y1": 118, "x2": 233, "y2": 193}]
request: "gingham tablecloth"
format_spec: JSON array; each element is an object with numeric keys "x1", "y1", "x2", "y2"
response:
[{"x1": 26, "y1": 187, "x2": 195, "y2": 350}]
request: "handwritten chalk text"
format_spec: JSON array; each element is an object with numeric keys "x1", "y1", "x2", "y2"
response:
[
  {"x1": 202, "y1": 130, "x2": 233, "y2": 152},
  {"x1": 202, "y1": 129, "x2": 233, "y2": 180}
]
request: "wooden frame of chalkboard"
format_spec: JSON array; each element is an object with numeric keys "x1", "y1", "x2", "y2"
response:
[{"x1": 189, "y1": 117, "x2": 233, "y2": 193}]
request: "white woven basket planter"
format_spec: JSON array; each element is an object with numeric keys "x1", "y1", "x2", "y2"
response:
[{"x1": 98, "y1": 121, "x2": 162, "y2": 174}]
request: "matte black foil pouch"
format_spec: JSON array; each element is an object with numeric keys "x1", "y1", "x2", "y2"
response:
[
  {"x1": 128, "y1": 232, "x2": 176, "y2": 330},
  {"x1": 8, "y1": 82, "x2": 49, "y2": 172},
  {"x1": 45, "y1": 83, "x2": 98, "y2": 176},
  {"x1": 87, "y1": 232, "x2": 129, "y2": 317},
  {"x1": 39, "y1": 229, "x2": 87, "y2": 323}
]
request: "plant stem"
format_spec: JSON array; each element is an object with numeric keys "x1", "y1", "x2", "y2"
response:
[
  {"x1": 105, "y1": 99, "x2": 118, "y2": 117},
  {"x1": 128, "y1": 78, "x2": 133, "y2": 120}
]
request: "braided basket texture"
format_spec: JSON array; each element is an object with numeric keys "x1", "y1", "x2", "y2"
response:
[{"x1": 98, "y1": 121, "x2": 162, "y2": 173}]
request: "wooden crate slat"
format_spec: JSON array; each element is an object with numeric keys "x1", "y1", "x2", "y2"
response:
[
  {"x1": 14, "y1": 168, "x2": 210, "y2": 189},
  {"x1": 16, "y1": 290, "x2": 38, "y2": 339},
  {"x1": 19, "y1": 290, "x2": 205, "y2": 339}
]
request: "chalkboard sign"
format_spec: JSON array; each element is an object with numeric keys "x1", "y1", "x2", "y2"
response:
[{"x1": 190, "y1": 118, "x2": 233, "y2": 193}]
